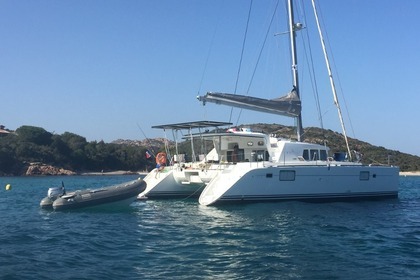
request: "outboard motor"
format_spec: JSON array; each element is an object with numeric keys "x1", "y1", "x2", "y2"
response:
[
  {"x1": 47, "y1": 186, "x2": 66, "y2": 199},
  {"x1": 40, "y1": 182, "x2": 66, "y2": 208}
]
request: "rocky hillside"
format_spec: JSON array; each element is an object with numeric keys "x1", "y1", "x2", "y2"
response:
[{"x1": 112, "y1": 137, "x2": 172, "y2": 147}]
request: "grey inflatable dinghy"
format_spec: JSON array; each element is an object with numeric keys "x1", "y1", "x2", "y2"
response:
[{"x1": 40, "y1": 178, "x2": 146, "y2": 210}]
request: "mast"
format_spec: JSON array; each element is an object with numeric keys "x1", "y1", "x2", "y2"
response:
[
  {"x1": 288, "y1": 0, "x2": 304, "y2": 142},
  {"x1": 311, "y1": 0, "x2": 352, "y2": 160}
]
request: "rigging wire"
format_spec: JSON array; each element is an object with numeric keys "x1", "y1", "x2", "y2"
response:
[
  {"x1": 196, "y1": 3, "x2": 224, "y2": 122},
  {"x1": 229, "y1": 0, "x2": 253, "y2": 124},
  {"x1": 163, "y1": 129, "x2": 173, "y2": 166},
  {"x1": 311, "y1": 0, "x2": 352, "y2": 160},
  {"x1": 245, "y1": 0, "x2": 280, "y2": 95},
  {"x1": 196, "y1": 3, "x2": 223, "y2": 94},
  {"x1": 314, "y1": 0, "x2": 356, "y2": 139},
  {"x1": 235, "y1": 0, "x2": 281, "y2": 127},
  {"x1": 299, "y1": 0, "x2": 324, "y2": 130},
  {"x1": 136, "y1": 123, "x2": 157, "y2": 157}
]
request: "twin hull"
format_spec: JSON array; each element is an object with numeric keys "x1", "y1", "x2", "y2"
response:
[
  {"x1": 199, "y1": 163, "x2": 399, "y2": 205},
  {"x1": 139, "y1": 166, "x2": 210, "y2": 198}
]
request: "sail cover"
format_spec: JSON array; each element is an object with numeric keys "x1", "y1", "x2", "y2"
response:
[{"x1": 197, "y1": 89, "x2": 301, "y2": 118}]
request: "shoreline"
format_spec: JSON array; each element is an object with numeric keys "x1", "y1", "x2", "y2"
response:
[
  {"x1": 0, "y1": 170, "x2": 150, "y2": 177},
  {"x1": 86, "y1": 171, "x2": 419, "y2": 177},
  {"x1": 3, "y1": 170, "x2": 419, "y2": 177},
  {"x1": 80, "y1": 170, "x2": 149, "y2": 176},
  {"x1": 399, "y1": 171, "x2": 420, "y2": 176},
  {"x1": 84, "y1": 171, "x2": 420, "y2": 177}
]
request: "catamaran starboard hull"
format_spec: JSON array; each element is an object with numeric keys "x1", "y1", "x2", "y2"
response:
[{"x1": 199, "y1": 164, "x2": 399, "y2": 206}]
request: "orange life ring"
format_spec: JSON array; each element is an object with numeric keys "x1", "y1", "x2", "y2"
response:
[{"x1": 156, "y1": 152, "x2": 167, "y2": 166}]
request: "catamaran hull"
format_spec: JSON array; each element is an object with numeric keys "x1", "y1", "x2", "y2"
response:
[
  {"x1": 138, "y1": 167, "x2": 205, "y2": 199},
  {"x1": 199, "y1": 164, "x2": 399, "y2": 206}
]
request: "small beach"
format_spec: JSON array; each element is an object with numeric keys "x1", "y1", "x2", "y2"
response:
[
  {"x1": 400, "y1": 171, "x2": 420, "y2": 176},
  {"x1": 80, "y1": 170, "x2": 148, "y2": 176}
]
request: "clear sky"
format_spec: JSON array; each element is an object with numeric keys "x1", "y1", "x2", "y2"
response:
[{"x1": 1, "y1": 0, "x2": 419, "y2": 156}]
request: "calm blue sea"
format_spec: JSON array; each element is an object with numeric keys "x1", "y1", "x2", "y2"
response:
[{"x1": 0, "y1": 175, "x2": 419, "y2": 280}]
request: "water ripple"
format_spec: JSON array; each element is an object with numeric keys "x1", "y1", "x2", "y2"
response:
[{"x1": 0, "y1": 176, "x2": 419, "y2": 279}]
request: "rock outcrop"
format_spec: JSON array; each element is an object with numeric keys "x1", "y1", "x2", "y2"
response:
[
  {"x1": 112, "y1": 138, "x2": 174, "y2": 147},
  {"x1": 26, "y1": 163, "x2": 76, "y2": 176}
]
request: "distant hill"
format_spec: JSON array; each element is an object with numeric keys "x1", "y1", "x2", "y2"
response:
[{"x1": 112, "y1": 137, "x2": 173, "y2": 149}]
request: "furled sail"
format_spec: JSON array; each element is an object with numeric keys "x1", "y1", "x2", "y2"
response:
[{"x1": 197, "y1": 89, "x2": 301, "y2": 118}]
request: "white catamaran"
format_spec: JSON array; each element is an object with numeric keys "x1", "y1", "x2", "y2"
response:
[
  {"x1": 195, "y1": 0, "x2": 399, "y2": 206},
  {"x1": 137, "y1": 121, "x2": 232, "y2": 199}
]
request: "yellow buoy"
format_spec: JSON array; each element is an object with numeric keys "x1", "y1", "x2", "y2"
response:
[{"x1": 5, "y1": 184, "x2": 11, "y2": 191}]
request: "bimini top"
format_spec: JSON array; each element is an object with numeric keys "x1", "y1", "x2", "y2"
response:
[
  {"x1": 197, "y1": 89, "x2": 301, "y2": 118},
  {"x1": 182, "y1": 127, "x2": 269, "y2": 141},
  {"x1": 152, "y1": 120, "x2": 233, "y2": 130}
]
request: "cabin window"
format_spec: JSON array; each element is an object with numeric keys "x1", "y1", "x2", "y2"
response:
[
  {"x1": 279, "y1": 170, "x2": 295, "y2": 181},
  {"x1": 304, "y1": 149, "x2": 326, "y2": 160},
  {"x1": 303, "y1": 149, "x2": 309, "y2": 160},
  {"x1": 251, "y1": 150, "x2": 270, "y2": 161},
  {"x1": 252, "y1": 150, "x2": 268, "y2": 161},
  {"x1": 360, "y1": 171, "x2": 370, "y2": 181},
  {"x1": 227, "y1": 147, "x2": 244, "y2": 163},
  {"x1": 334, "y1": 152, "x2": 347, "y2": 161},
  {"x1": 320, "y1": 150, "x2": 328, "y2": 161},
  {"x1": 310, "y1": 149, "x2": 319, "y2": 160},
  {"x1": 266, "y1": 173, "x2": 273, "y2": 178}
]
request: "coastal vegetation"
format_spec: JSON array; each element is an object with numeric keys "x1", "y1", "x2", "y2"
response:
[
  {"x1": 0, "y1": 125, "x2": 154, "y2": 176},
  {"x1": 0, "y1": 124, "x2": 419, "y2": 176}
]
